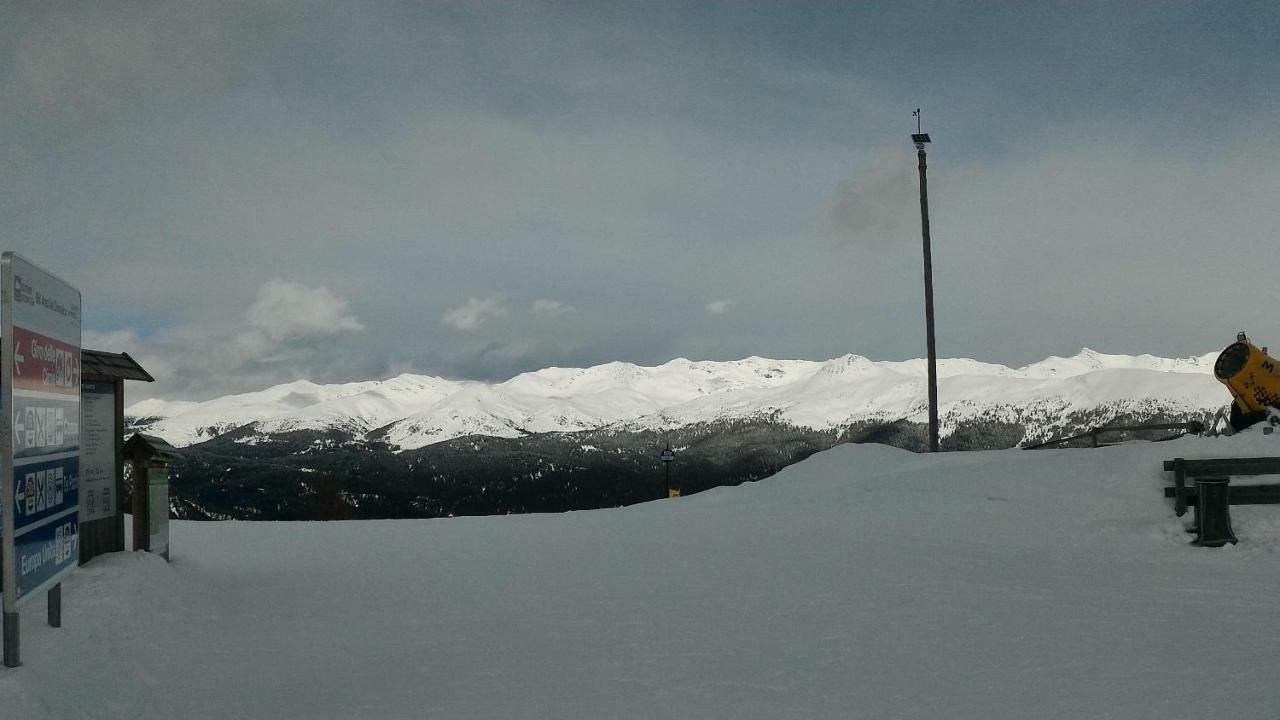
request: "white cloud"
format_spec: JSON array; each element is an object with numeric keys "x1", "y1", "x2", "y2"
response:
[
  {"x1": 443, "y1": 295, "x2": 508, "y2": 331},
  {"x1": 532, "y1": 299, "x2": 574, "y2": 316},
  {"x1": 81, "y1": 329, "x2": 144, "y2": 353},
  {"x1": 706, "y1": 299, "x2": 735, "y2": 315},
  {"x1": 90, "y1": 279, "x2": 367, "y2": 401},
  {"x1": 246, "y1": 279, "x2": 363, "y2": 342}
]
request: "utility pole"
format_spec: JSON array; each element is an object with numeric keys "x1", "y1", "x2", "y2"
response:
[{"x1": 912, "y1": 109, "x2": 940, "y2": 452}]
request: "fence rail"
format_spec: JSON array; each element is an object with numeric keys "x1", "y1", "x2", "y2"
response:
[{"x1": 1023, "y1": 421, "x2": 1205, "y2": 450}]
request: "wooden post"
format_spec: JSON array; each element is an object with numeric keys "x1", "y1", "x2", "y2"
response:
[
  {"x1": 114, "y1": 378, "x2": 126, "y2": 552},
  {"x1": 132, "y1": 461, "x2": 149, "y2": 552},
  {"x1": 1173, "y1": 458, "x2": 1188, "y2": 517}
]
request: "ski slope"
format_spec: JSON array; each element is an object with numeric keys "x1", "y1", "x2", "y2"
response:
[{"x1": 6, "y1": 430, "x2": 1280, "y2": 719}]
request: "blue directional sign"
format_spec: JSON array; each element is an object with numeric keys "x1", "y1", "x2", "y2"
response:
[
  {"x1": 12, "y1": 455, "x2": 78, "y2": 530},
  {"x1": 13, "y1": 508, "x2": 78, "y2": 599}
]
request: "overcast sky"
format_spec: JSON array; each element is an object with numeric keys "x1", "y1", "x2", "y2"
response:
[{"x1": 3, "y1": 2, "x2": 1278, "y2": 400}]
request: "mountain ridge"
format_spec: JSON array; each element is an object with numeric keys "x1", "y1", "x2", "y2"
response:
[{"x1": 128, "y1": 348, "x2": 1227, "y2": 450}]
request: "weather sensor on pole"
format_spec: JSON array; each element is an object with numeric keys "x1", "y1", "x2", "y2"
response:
[{"x1": 912, "y1": 108, "x2": 931, "y2": 148}]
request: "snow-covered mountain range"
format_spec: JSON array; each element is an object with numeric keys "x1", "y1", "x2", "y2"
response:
[{"x1": 127, "y1": 348, "x2": 1231, "y2": 451}]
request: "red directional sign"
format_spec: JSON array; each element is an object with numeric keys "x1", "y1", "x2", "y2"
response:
[{"x1": 11, "y1": 326, "x2": 80, "y2": 396}]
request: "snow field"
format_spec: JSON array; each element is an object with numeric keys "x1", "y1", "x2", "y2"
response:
[{"x1": 5, "y1": 431, "x2": 1280, "y2": 719}]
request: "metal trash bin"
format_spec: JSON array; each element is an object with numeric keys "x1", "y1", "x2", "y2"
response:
[{"x1": 1192, "y1": 478, "x2": 1237, "y2": 547}]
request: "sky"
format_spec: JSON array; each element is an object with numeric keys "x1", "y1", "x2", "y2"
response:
[{"x1": 2, "y1": 2, "x2": 1278, "y2": 400}]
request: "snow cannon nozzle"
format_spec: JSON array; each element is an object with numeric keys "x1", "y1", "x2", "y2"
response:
[
  {"x1": 1215, "y1": 342, "x2": 1252, "y2": 381},
  {"x1": 1215, "y1": 339, "x2": 1280, "y2": 431}
]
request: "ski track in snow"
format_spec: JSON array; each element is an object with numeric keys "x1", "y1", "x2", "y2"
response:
[{"x1": 5, "y1": 430, "x2": 1280, "y2": 718}]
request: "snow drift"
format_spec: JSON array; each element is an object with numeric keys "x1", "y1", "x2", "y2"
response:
[{"x1": 6, "y1": 429, "x2": 1280, "y2": 719}]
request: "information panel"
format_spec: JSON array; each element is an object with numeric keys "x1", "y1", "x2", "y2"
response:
[
  {"x1": 79, "y1": 382, "x2": 116, "y2": 522},
  {"x1": 2, "y1": 252, "x2": 81, "y2": 610},
  {"x1": 148, "y1": 468, "x2": 169, "y2": 559}
]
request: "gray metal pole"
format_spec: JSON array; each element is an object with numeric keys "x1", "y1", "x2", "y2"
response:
[
  {"x1": 2, "y1": 259, "x2": 17, "y2": 666},
  {"x1": 917, "y1": 144, "x2": 940, "y2": 452},
  {"x1": 3, "y1": 611, "x2": 17, "y2": 667},
  {"x1": 48, "y1": 584, "x2": 61, "y2": 628}
]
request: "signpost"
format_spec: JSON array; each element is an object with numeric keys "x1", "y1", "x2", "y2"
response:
[
  {"x1": 124, "y1": 433, "x2": 179, "y2": 561},
  {"x1": 2, "y1": 253, "x2": 81, "y2": 667},
  {"x1": 660, "y1": 444, "x2": 677, "y2": 498},
  {"x1": 147, "y1": 467, "x2": 170, "y2": 559},
  {"x1": 79, "y1": 349, "x2": 153, "y2": 564}
]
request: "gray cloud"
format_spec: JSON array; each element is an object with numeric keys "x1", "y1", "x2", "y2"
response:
[
  {"x1": 3, "y1": 2, "x2": 1278, "y2": 400},
  {"x1": 8, "y1": 3, "x2": 238, "y2": 125},
  {"x1": 826, "y1": 149, "x2": 919, "y2": 250}
]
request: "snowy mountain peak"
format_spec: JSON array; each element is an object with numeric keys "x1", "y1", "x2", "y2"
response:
[
  {"x1": 1018, "y1": 348, "x2": 1216, "y2": 378},
  {"x1": 818, "y1": 354, "x2": 879, "y2": 371}
]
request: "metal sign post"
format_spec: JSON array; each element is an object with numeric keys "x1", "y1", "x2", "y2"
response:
[{"x1": 2, "y1": 252, "x2": 81, "y2": 668}]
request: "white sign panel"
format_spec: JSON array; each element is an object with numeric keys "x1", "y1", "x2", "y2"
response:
[
  {"x1": 2, "y1": 252, "x2": 81, "y2": 610},
  {"x1": 79, "y1": 382, "x2": 116, "y2": 522},
  {"x1": 148, "y1": 469, "x2": 169, "y2": 559}
]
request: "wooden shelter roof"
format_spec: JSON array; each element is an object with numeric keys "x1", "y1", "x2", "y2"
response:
[{"x1": 82, "y1": 349, "x2": 154, "y2": 382}]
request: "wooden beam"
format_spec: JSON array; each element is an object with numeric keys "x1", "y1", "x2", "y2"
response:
[
  {"x1": 1163, "y1": 484, "x2": 1280, "y2": 504},
  {"x1": 1163, "y1": 457, "x2": 1280, "y2": 475}
]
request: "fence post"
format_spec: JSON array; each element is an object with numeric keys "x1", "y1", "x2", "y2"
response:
[{"x1": 1173, "y1": 459, "x2": 1189, "y2": 517}]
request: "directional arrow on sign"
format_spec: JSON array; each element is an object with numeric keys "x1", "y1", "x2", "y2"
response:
[{"x1": 13, "y1": 340, "x2": 24, "y2": 375}]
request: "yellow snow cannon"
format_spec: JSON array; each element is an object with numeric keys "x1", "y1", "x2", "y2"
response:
[{"x1": 1214, "y1": 334, "x2": 1280, "y2": 430}]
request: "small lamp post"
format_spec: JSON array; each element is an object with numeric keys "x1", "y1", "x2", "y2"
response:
[{"x1": 660, "y1": 443, "x2": 677, "y2": 497}]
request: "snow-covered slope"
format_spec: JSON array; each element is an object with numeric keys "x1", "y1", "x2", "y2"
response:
[
  {"x1": 9, "y1": 430, "x2": 1280, "y2": 719},
  {"x1": 129, "y1": 349, "x2": 1225, "y2": 449}
]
